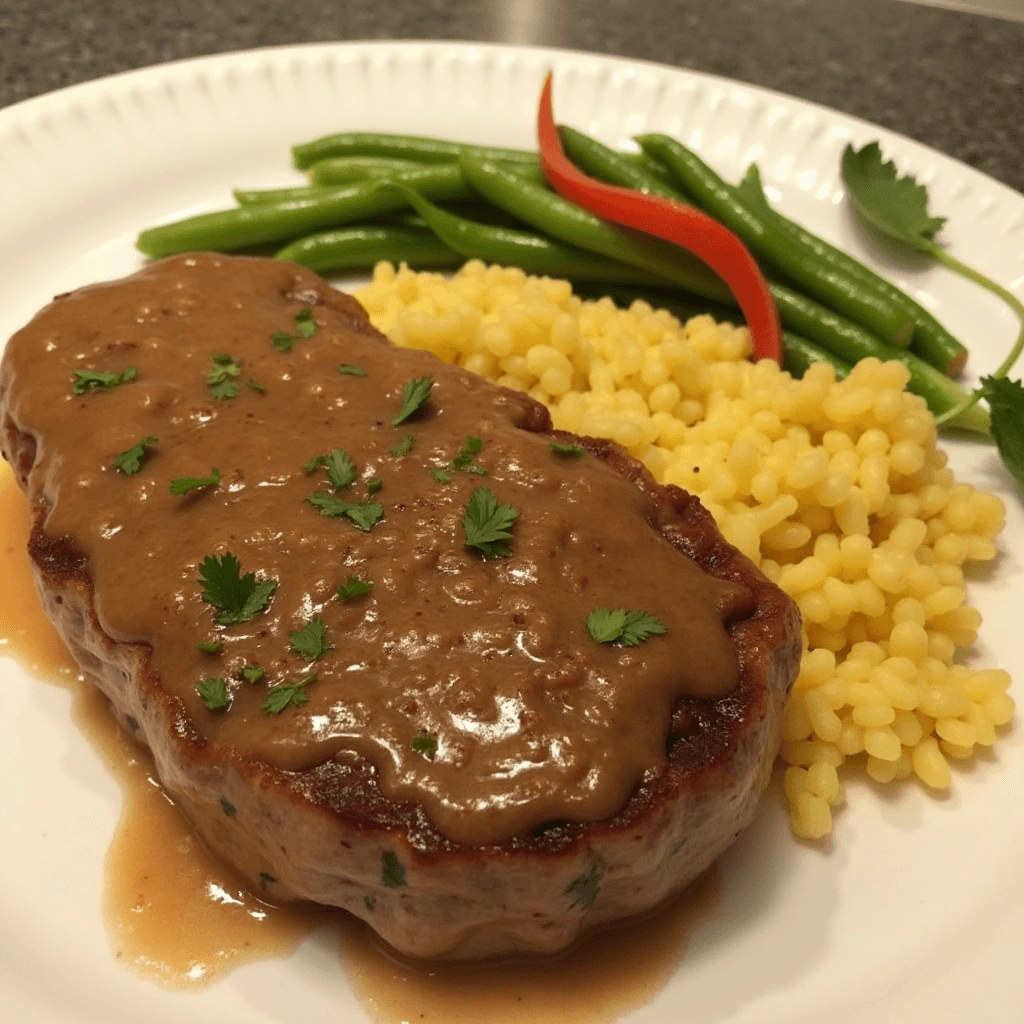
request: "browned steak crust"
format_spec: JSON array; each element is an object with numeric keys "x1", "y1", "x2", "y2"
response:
[{"x1": 0, "y1": 255, "x2": 800, "y2": 958}]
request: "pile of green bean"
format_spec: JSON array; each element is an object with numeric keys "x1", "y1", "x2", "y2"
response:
[{"x1": 135, "y1": 129, "x2": 986, "y2": 433}]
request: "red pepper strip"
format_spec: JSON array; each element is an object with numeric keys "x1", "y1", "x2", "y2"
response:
[{"x1": 536, "y1": 72, "x2": 783, "y2": 364}]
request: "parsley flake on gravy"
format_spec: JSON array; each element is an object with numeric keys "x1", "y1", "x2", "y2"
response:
[
  {"x1": 196, "y1": 640, "x2": 223, "y2": 655},
  {"x1": 411, "y1": 734, "x2": 437, "y2": 759},
  {"x1": 381, "y1": 852, "x2": 406, "y2": 888},
  {"x1": 303, "y1": 448, "x2": 357, "y2": 490},
  {"x1": 271, "y1": 306, "x2": 319, "y2": 352},
  {"x1": 289, "y1": 616, "x2": 333, "y2": 662},
  {"x1": 262, "y1": 674, "x2": 315, "y2": 714},
  {"x1": 240, "y1": 665, "x2": 265, "y2": 684},
  {"x1": 206, "y1": 352, "x2": 241, "y2": 399},
  {"x1": 245, "y1": 379, "x2": 266, "y2": 394},
  {"x1": 431, "y1": 467, "x2": 452, "y2": 485},
  {"x1": 389, "y1": 434, "x2": 414, "y2": 457},
  {"x1": 337, "y1": 576, "x2": 374, "y2": 601},
  {"x1": 196, "y1": 677, "x2": 230, "y2": 712},
  {"x1": 337, "y1": 363, "x2": 367, "y2": 377},
  {"x1": 462, "y1": 486, "x2": 518, "y2": 558},
  {"x1": 550, "y1": 441, "x2": 584, "y2": 457},
  {"x1": 198, "y1": 552, "x2": 278, "y2": 626},
  {"x1": 169, "y1": 467, "x2": 222, "y2": 495},
  {"x1": 71, "y1": 366, "x2": 137, "y2": 396},
  {"x1": 306, "y1": 492, "x2": 384, "y2": 531},
  {"x1": 391, "y1": 376, "x2": 433, "y2": 427},
  {"x1": 451, "y1": 435, "x2": 488, "y2": 476},
  {"x1": 112, "y1": 435, "x2": 158, "y2": 475},
  {"x1": 586, "y1": 608, "x2": 667, "y2": 647}
]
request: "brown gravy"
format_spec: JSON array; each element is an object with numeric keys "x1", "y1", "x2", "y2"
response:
[
  {"x1": 2, "y1": 456, "x2": 717, "y2": 1020},
  {"x1": 2, "y1": 253, "x2": 749, "y2": 846}
]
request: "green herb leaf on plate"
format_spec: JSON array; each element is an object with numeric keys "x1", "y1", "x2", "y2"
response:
[
  {"x1": 169, "y1": 467, "x2": 221, "y2": 495},
  {"x1": 586, "y1": 608, "x2": 666, "y2": 647},
  {"x1": 198, "y1": 552, "x2": 277, "y2": 626},
  {"x1": 391, "y1": 376, "x2": 433, "y2": 426},
  {"x1": 206, "y1": 352, "x2": 242, "y2": 400},
  {"x1": 196, "y1": 677, "x2": 230, "y2": 711},
  {"x1": 262, "y1": 673, "x2": 316, "y2": 714},
  {"x1": 289, "y1": 616, "x2": 333, "y2": 662},
  {"x1": 71, "y1": 366, "x2": 137, "y2": 396}
]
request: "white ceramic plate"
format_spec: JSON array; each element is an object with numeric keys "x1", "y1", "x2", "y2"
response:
[{"x1": 1, "y1": 41, "x2": 1022, "y2": 1024}]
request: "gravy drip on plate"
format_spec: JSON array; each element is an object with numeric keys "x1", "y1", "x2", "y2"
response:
[
  {"x1": 2, "y1": 254, "x2": 750, "y2": 845},
  {"x1": 2, "y1": 457, "x2": 718, "y2": 1014}
]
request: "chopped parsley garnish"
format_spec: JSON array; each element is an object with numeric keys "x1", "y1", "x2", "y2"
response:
[
  {"x1": 566, "y1": 865, "x2": 601, "y2": 909},
  {"x1": 304, "y1": 448, "x2": 356, "y2": 490},
  {"x1": 240, "y1": 665, "x2": 265, "y2": 684},
  {"x1": 260, "y1": 872, "x2": 277, "y2": 888},
  {"x1": 289, "y1": 616, "x2": 333, "y2": 662},
  {"x1": 585, "y1": 608, "x2": 667, "y2": 647},
  {"x1": 112, "y1": 435, "x2": 158, "y2": 475},
  {"x1": 262, "y1": 673, "x2": 315, "y2": 714},
  {"x1": 364, "y1": 895, "x2": 376, "y2": 911},
  {"x1": 198, "y1": 552, "x2": 278, "y2": 626},
  {"x1": 462, "y1": 486, "x2": 518, "y2": 558},
  {"x1": 337, "y1": 363, "x2": 367, "y2": 377},
  {"x1": 169, "y1": 467, "x2": 221, "y2": 495},
  {"x1": 389, "y1": 434, "x2": 414, "y2": 457},
  {"x1": 196, "y1": 640, "x2": 223, "y2": 655},
  {"x1": 337, "y1": 576, "x2": 374, "y2": 601},
  {"x1": 271, "y1": 306, "x2": 318, "y2": 352},
  {"x1": 71, "y1": 366, "x2": 137, "y2": 396},
  {"x1": 245, "y1": 379, "x2": 266, "y2": 394},
  {"x1": 196, "y1": 677, "x2": 230, "y2": 711},
  {"x1": 391, "y1": 376, "x2": 433, "y2": 426},
  {"x1": 431, "y1": 467, "x2": 452, "y2": 485},
  {"x1": 550, "y1": 441, "x2": 584, "y2": 457},
  {"x1": 366, "y1": 476, "x2": 383, "y2": 495},
  {"x1": 411, "y1": 734, "x2": 437, "y2": 759},
  {"x1": 381, "y1": 852, "x2": 406, "y2": 888},
  {"x1": 306, "y1": 492, "x2": 384, "y2": 531},
  {"x1": 451, "y1": 435, "x2": 488, "y2": 476},
  {"x1": 220, "y1": 797, "x2": 236, "y2": 816},
  {"x1": 206, "y1": 352, "x2": 241, "y2": 399}
]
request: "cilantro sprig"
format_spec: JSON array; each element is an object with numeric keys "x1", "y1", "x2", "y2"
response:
[
  {"x1": 196, "y1": 677, "x2": 230, "y2": 712},
  {"x1": 198, "y1": 552, "x2": 277, "y2": 626},
  {"x1": 263, "y1": 673, "x2": 315, "y2": 714},
  {"x1": 389, "y1": 434, "x2": 414, "y2": 457},
  {"x1": 550, "y1": 441, "x2": 584, "y2": 458},
  {"x1": 391, "y1": 376, "x2": 433, "y2": 426},
  {"x1": 842, "y1": 141, "x2": 1024, "y2": 480},
  {"x1": 271, "y1": 307, "x2": 318, "y2": 352},
  {"x1": 289, "y1": 616, "x2": 333, "y2": 661},
  {"x1": 462, "y1": 487, "x2": 518, "y2": 558},
  {"x1": 586, "y1": 608, "x2": 667, "y2": 647},
  {"x1": 112, "y1": 436, "x2": 158, "y2": 475},
  {"x1": 306, "y1": 492, "x2": 384, "y2": 531},
  {"x1": 71, "y1": 366, "x2": 137, "y2": 396},
  {"x1": 451, "y1": 436, "x2": 488, "y2": 476},
  {"x1": 303, "y1": 448, "x2": 356, "y2": 490},
  {"x1": 337, "y1": 575, "x2": 374, "y2": 601},
  {"x1": 206, "y1": 352, "x2": 241, "y2": 399},
  {"x1": 337, "y1": 363, "x2": 367, "y2": 377},
  {"x1": 240, "y1": 665, "x2": 265, "y2": 684},
  {"x1": 169, "y1": 467, "x2": 221, "y2": 495}
]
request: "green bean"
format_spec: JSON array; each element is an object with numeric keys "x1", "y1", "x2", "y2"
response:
[
  {"x1": 618, "y1": 152, "x2": 687, "y2": 195},
  {"x1": 458, "y1": 153, "x2": 733, "y2": 301},
  {"x1": 274, "y1": 226, "x2": 462, "y2": 274},
  {"x1": 558, "y1": 126, "x2": 688, "y2": 201},
  {"x1": 736, "y1": 164, "x2": 969, "y2": 377},
  {"x1": 309, "y1": 156, "x2": 425, "y2": 185},
  {"x1": 576, "y1": 283, "x2": 850, "y2": 380},
  {"x1": 233, "y1": 185, "x2": 338, "y2": 205},
  {"x1": 292, "y1": 131, "x2": 537, "y2": 171},
  {"x1": 375, "y1": 184, "x2": 671, "y2": 286},
  {"x1": 782, "y1": 333, "x2": 852, "y2": 381},
  {"x1": 136, "y1": 165, "x2": 474, "y2": 258},
  {"x1": 637, "y1": 133, "x2": 917, "y2": 348},
  {"x1": 458, "y1": 153, "x2": 912, "y2": 368}
]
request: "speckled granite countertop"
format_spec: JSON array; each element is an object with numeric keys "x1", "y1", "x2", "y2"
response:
[{"x1": 1, "y1": 0, "x2": 1021, "y2": 193}]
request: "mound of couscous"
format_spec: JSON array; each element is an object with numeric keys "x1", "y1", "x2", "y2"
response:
[{"x1": 355, "y1": 260, "x2": 1014, "y2": 840}]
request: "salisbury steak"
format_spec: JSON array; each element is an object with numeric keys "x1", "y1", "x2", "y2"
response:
[{"x1": 0, "y1": 254, "x2": 800, "y2": 958}]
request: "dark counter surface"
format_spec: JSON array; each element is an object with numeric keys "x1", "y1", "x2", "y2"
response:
[{"x1": 1, "y1": 0, "x2": 1021, "y2": 193}]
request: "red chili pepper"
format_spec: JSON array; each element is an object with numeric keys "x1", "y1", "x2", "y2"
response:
[{"x1": 536, "y1": 72, "x2": 782, "y2": 364}]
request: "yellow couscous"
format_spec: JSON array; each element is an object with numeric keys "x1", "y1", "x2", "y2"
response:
[{"x1": 355, "y1": 259, "x2": 1014, "y2": 840}]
